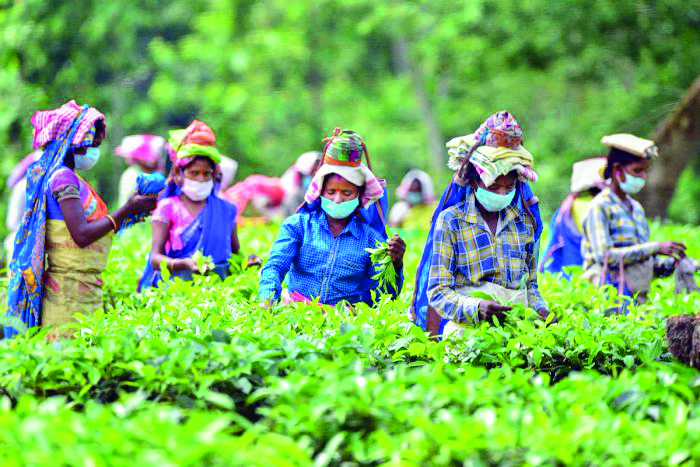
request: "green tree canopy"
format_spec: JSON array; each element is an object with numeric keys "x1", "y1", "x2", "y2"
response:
[{"x1": 1, "y1": 0, "x2": 698, "y2": 226}]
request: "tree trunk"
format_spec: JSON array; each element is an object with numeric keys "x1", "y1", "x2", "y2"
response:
[
  {"x1": 638, "y1": 77, "x2": 700, "y2": 218},
  {"x1": 391, "y1": 36, "x2": 445, "y2": 176}
]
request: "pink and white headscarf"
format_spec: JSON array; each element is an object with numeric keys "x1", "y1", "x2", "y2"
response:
[{"x1": 31, "y1": 99, "x2": 105, "y2": 150}]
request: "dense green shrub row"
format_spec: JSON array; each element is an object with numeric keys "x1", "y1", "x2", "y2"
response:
[{"x1": 1, "y1": 224, "x2": 699, "y2": 465}]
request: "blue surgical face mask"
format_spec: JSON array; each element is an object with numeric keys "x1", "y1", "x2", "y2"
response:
[
  {"x1": 618, "y1": 170, "x2": 645, "y2": 194},
  {"x1": 406, "y1": 192, "x2": 423, "y2": 205},
  {"x1": 321, "y1": 196, "x2": 359, "y2": 219},
  {"x1": 74, "y1": 147, "x2": 101, "y2": 171},
  {"x1": 475, "y1": 186, "x2": 516, "y2": 212}
]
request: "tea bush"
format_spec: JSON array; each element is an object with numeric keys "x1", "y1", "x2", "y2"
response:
[{"x1": 1, "y1": 222, "x2": 699, "y2": 465}]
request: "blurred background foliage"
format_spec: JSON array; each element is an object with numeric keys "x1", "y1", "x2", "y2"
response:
[{"x1": 1, "y1": 0, "x2": 699, "y2": 228}]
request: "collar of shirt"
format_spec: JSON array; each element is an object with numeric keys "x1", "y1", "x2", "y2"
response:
[{"x1": 600, "y1": 187, "x2": 642, "y2": 216}]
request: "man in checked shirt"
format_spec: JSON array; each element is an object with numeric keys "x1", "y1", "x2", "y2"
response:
[
  {"x1": 426, "y1": 112, "x2": 550, "y2": 338},
  {"x1": 581, "y1": 134, "x2": 693, "y2": 305}
]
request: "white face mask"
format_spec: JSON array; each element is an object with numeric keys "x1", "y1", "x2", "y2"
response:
[
  {"x1": 181, "y1": 178, "x2": 213, "y2": 201},
  {"x1": 74, "y1": 147, "x2": 101, "y2": 171}
]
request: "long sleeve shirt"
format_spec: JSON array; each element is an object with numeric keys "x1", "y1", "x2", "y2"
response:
[
  {"x1": 427, "y1": 191, "x2": 545, "y2": 323},
  {"x1": 581, "y1": 188, "x2": 674, "y2": 272},
  {"x1": 259, "y1": 208, "x2": 403, "y2": 306}
]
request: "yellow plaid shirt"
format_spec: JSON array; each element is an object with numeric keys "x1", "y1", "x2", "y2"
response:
[{"x1": 427, "y1": 191, "x2": 546, "y2": 323}]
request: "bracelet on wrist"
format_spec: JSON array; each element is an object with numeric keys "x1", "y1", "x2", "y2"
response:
[{"x1": 106, "y1": 214, "x2": 119, "y2": 232}]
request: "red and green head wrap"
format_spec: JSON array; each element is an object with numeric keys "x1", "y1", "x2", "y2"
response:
[{"x1": 166, "y1": 120, "x2": 223, "y2": 168}]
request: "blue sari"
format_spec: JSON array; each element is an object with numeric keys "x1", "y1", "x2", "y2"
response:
[
  {"x1": 138, "y1": 191, "x2": 237, "y2": 290},
  {"x1": 411, "y1": 180, "x2": 543, "y2": 335},
  {"x1": 540, "y1": 207, "x2": 583, "y2": 280},
  {"x1": 5, "y1": 107, "x2": 91, "y2": 338}
]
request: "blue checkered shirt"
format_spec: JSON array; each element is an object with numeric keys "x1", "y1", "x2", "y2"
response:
[
  {"x1": 259, "y1": 208, "x2": 404, "y2": 306},
  {"x1": 581, "y1": 188, "x2": 674, "y2": 272},
  {"x1": 427, "y1": 191, "x2": 546, "y2": 323}
]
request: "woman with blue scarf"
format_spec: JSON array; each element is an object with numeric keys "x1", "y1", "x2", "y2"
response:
[
  {"x1": 5, "y1": 100, "x2": 157, "y2": 339},
  {"x1": 413, "y1": 112, "x2": 550, "y2": 338},
  {"x1": 139, "y1": 120, "x2": 256, "y2": 289},
  {"x1": 258, "y1": 128, "x2": 406, "y2": 307}
]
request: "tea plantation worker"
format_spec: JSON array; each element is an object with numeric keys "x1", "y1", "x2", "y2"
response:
[
  {"x1": 540, "y1": 158, "x2": 607, "y2": 279},
  {"x1": 4, "y1": 100, "x2": 157, "y2": 339},
  {"x1": 114, "y1": 134, "x2": 167, "y2": 206},
  {"x1": 217, "y1": 155, "x2": 239, "y2": 193},
  {"x1": 581, "y1": 134, "x2": 692, "y2": 304},
  {"x1": 258, "y1": 128, "x2": 405, "y2": 307},
  {"x1": 4, "y1": 150, "x2": 41, "y2": 265},
  {"x1": 223, "y1": 151, "x2": 322, "y2": 222},
  {"x1": 139, "y1": 120, "x2": 259, "y2": 290},
  {"x1": 415, "y1": 111, "x2": 548, "y2": 338},
  {"x1": 223, "y1": 174, "x2": 288, "y2": 222},
  {"x1": 388, "y1": 169, "x2": 437, "y2": 229},
  {"x1": 279, "y1": 151, "x2": 323, "y2": 216}
]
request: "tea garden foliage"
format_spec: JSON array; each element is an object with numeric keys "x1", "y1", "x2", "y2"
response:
[{"x1": 1, "y1": 222, "x2": 700, "y2": 465}]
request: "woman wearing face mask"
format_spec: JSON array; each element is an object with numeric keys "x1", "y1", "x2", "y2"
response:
[
  {"x1": 259, "y1": 129, "x2": 406, "y2": 306},
  {"x1": 581, "y1": 134, "x2": 689, "y2": 303},
  {"x1": 279, "y1": 151, "x2": 323, "y2": 216},
  {"x1": 4, "y1": 100, "x2": 157, "y2": 339},
  {"x1": 418, "y1": 112, "x2": 548, "y2": 338},
  {"x1": 388, "y1": 169, "x2": 436, "y2": 229},
  {"x1": 139, "y1": 121, "x2": 255, "y2": 289}
]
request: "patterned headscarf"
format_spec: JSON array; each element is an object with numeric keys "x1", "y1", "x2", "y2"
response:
[
  {"x1": 305, "y1": 128, "x2": 384, "y2": 208},
  {"x1": 31, "y1": 100, "x2": 105, "y2": 149},
  {"x1": 322, "y1": 129, "x2": 365, "y2": 166},
  {"x1": 5, "y1": 101, "x2": 105, "y2": 337},
  {"x1": 446, "y1": 111, "x2": 537, "y2": 187},
  {"x1": 166, "y1": 120, "x2": 222, "y2": 168}
]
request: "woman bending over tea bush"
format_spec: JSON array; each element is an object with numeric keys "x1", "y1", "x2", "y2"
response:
[
  {"x1": 413, "y1": 112, "x2": 549, "y2": 338},
  {"x1": 139, "y1": 121, "x2": 258, "y2": 290}
]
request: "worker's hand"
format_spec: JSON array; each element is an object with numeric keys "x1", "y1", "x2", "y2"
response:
[
  {"x1": 657, "y1": 242, "x2": 686, "y2": 260},
  {"x1": 179, "y1": 258, "x2": 201, "y2": 274},
  {"x1": 537, "y1": 308, "x2": 558, "y2": 325},
  {"x1": 124, "y1": 194, "x2": 158, "y2": 216},
  {"x1": 387, "y1": 234, "x2": 406, "y2": 267},
  {"x1": 247, "y1": 255, "x2": 262, "y2": 268},
  {"x1": 478, "y1": 300, "x2": 511, "y2": 324}
]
